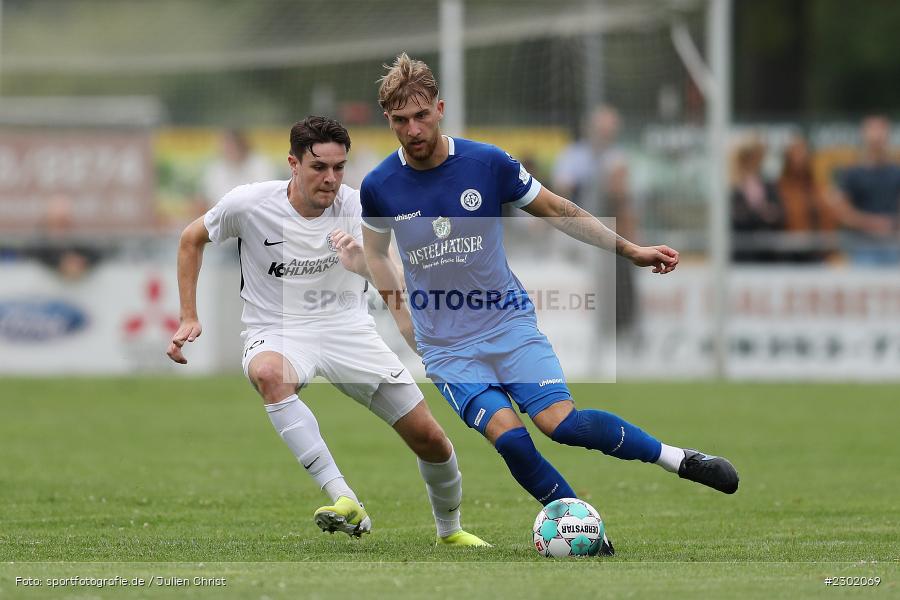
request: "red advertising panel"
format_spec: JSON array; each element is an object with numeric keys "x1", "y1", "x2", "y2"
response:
[{"x1": 0, "y1": 130, "x2": 155, "y2": 232}]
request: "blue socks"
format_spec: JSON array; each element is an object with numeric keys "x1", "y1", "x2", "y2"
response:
[
  {"x1": 488, "y1": 407, "x2": 664, "y2": 504},
  {"x1": 494, "y1": 427, "x2": 575, "y2": 504},
  {"x1": 551, "y1": 408, "x2": 662, "y2": 463}
]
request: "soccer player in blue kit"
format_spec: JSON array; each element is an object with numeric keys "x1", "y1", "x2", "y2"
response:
[{"x1": 361, "y1": 54, "x2": 739, "y2": 553}]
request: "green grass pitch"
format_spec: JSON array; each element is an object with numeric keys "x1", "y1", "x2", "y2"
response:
[{"x1": 0, "y1": 378, "x2": 897, "y2": 598}]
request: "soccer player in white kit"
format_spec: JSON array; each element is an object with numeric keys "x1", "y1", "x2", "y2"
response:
[{"x1": 166, "y1": 116, "x2": 487, "y2": 546}]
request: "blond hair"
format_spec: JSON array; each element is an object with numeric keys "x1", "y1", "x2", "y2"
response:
[{"x1": 377, "y1": 53, "x2": 439, "y2": 111}]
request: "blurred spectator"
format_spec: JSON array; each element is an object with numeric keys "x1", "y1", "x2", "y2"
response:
[
  {"x1": 777, "y1": 135, "x2": 838, "y2": 262},
  {"x1": 200, "y1": 129, "x2": 276, "y2": 209},
  {"x1": 553, "y1": 105, "x2": 639, "y2": 337},
  {"x1": 27, "y1": 194, "x2": 104, "y2": 280},
  {"x1": 731, "y1": 136, "x2": 784, "y2": 262},
  {"x1": 831, "y1": 115, "x2": 900, "y2": 265},
  {"x1": 503, "y1": 151, "x2": 555, "y2": 247},
  {"x1": 554, "y1": 106, "x2": 632, "y2": 222}
]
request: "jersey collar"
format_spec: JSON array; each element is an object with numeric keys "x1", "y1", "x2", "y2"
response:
[{"x1": 397, "y1": 135, "x2": 455, "y2": 166}]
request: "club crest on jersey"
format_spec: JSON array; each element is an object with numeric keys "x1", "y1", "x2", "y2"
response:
[
  {"x1": 432, "y1": 216, "x2": 451, "y2": 239},
  {"x1": 326, "y1": 233, "x2": 337, "y2": 252},
  {"x1": 459, "y1": 188, "x2": 482, "y2": 211}
]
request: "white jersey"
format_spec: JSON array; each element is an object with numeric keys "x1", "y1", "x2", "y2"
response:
[{"x1": 204, "y1": 180, "x2": 370, "y2": 331}]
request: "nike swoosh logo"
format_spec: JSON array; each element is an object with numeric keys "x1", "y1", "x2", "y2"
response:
[
  {"x1": 303, "y1": 456, "x2": 320, "y2": 470},
  {"x1": 700, "y1": 454, "x2": 718, "y2": 462},
  {"x1": 390, "y1": 369, "x2": 404, "y2": 378},
  {"x1": 264, "y1": 239, "x2": 285, "y2": 246},
  {"x1": 448, "y1": 502, "x2": 461, "y2": 512}
]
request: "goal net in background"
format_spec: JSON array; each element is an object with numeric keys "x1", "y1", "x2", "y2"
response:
[
  {"x1": 2, "y1": 0, "x2": 896, "y2": 381},
  {"x1": 0, "y1": 0, "x2": 708, "y2": 233}
]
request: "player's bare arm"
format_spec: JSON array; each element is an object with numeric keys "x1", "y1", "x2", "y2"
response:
[
  {"x1": 329, "y1": 228, "x2": 372, "y2": 280},
  {"x1": 522, "y1": 186, "x2": 679, "y2": 274},
  {"x1": 362, "y1": 226, "x2": 417, "y2": 352},
  {"x1": 167, "y1": 216, "x2": 211, "y2": 364}
]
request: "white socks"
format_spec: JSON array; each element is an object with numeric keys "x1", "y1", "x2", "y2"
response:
[
  {"x1": 265, "y1": 394, "x2": 356, "y2": 502},
  {"x1": 656, "y1": 443, "x2": 685, "y2": 473},
  {"x1": 267, "y1": 393, "x2": 465, "y2": 533},
  {"x1": 323, "y1": 478, "x2": 359, "y2": 504},
  {"x1": 417, "y1": 447, "x2": 463, "y2": 538}
]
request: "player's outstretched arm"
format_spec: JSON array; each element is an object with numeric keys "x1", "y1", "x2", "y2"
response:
[
  {"x1": 522, "y1": 187, "x2": 679, "y2": 274},
  {"x1": 362, "y1": 226, "x2": 417, "y2": 352},
  {"x1": 167, "y1": 217, "x2": 211, "y2": 364}
]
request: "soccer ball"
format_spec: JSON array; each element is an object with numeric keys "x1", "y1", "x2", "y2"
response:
[{"x1": 532, "y1": 498, "x2": 605, "y2": 558}]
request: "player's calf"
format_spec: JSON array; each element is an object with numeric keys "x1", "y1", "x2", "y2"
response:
[
  {"x1": 392, "y1": 397, "x2": 491, "y2": 544},
  {"x1": 494, "y1": 426, "x2": 576, "y2": 504},
  {"x1": 547, "y1": 406, "x2": 739, "y2": 493},
  {"x1": 395, "y1": 414, "x2": 452, "y2": 463},
  {"x1": 549, "y1": 407, "x2": 662, "y2": 463}
]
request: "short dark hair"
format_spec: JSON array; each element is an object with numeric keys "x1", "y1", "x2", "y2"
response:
[{"x1": 289, "y1": 116, "x2": 351, "y2": 159}]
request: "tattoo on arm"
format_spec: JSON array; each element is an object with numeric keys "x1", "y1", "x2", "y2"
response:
[{"x1": 559, "y1": 198, "x2": 631, "y2": 255}]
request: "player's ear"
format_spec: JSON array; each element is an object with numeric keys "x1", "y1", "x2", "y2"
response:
[
  {"x1": 383, "y1": 110, "x2": 392, "y2": 127},
  {"x1": 287, "y1": 153, "x2": 299, "y2": 172},
  {"x1": 436, "y1": 99, "x2": 445, "y2": 119}
]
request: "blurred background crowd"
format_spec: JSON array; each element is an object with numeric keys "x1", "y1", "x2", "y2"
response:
[{"x1": 1, "y1": 0, "x2": 898, "y2": 379}]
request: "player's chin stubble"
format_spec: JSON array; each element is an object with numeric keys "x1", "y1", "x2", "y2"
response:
[{"x1": 406, "y1": 136, "x2": 438, "y2": 161}]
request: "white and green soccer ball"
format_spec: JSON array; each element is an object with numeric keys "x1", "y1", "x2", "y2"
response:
[{"x1": 533, "y1": 498, "x2": 605, "y2": 558}]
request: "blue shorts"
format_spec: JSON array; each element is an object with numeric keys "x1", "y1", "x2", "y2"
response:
[{"x1": 422, "y1": 321, "x2": 572, "y2": 433}]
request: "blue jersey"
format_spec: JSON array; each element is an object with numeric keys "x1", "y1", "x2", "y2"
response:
[{"x1": 360, "y1": 137, "x2": 542, "y2": 348}]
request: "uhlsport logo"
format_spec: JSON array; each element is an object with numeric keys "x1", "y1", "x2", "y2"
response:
[
  {"x1": 432, "y1": 216, "x2": 451, "y2": 239},
  {"x1": 460, "y1": 188, "x2": 482, "y2": 211},
  {"x1": 395, "y1": 210, "x2": 422, "y2": 222}
]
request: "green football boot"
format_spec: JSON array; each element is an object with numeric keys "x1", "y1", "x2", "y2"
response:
[
  {"x1": 437, "y1": 530, "x2": 492, "y2": 547},
  {"x1": 314, "y1": 496, "x2": 371, "y2": 538}
]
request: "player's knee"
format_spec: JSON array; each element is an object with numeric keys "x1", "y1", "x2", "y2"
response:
[
  {"x1": 484, "y1": 409, "x2": 525, "y2": 444},
  {"x1": 410, "y1": 422, "x2": 450, "y2": 458},
  {"x1": 534, "y1": 399, "x2": 576, "y2": 438},
  {"x1": 249, "y1": 361, "x2": 291, "y2": 401},
  {"x1": 493, "y1": 426, "x2": 538, "y2": 462},
  {"x1": 464, "y1": 387, "x2": 518, "y2": 440},
  {"x1": 249, "y1": 360, "x2": 280, "y2": 387}
]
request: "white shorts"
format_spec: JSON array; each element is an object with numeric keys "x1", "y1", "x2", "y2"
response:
[{"x1": 240, "y1": 322, "x2": 422, "y2": 425}]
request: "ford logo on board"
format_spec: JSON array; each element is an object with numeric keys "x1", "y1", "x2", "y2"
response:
[{"x1": 0, "y1": 300, "x2": 88, "y2": 342}]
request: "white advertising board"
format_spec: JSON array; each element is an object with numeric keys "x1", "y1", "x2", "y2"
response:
[
  {"x1": 2, "y1": 257, "x2": 898, "y2": 381},
  {"x1": 0, "y1": 255, "x2": 242, "y2": 375},
  {"x1": 619, "y1": 267, "x2": 900, "y2": 381}
]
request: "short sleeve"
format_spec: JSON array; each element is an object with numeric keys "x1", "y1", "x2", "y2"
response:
[
  {"x1": 360, "y1": 175, "x2": 392, "y2": 233},
  {"x1": 203, "y1": 186, "x2": 245, "y2": 243},
  {"x1": 494, "y1": 147, "x2": 542, "y2": 209}
]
